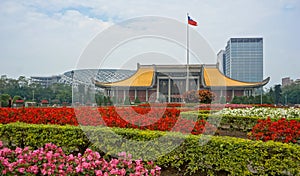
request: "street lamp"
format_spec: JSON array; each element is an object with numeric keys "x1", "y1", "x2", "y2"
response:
[
  {"x1": 70, "y1": 70, "x2": 74, "y2": 85},
  {"x1": 32, "y1": 90, "x2": 35, "y2": 101},
  {"x1": 260, "y1": 86, "x2": 263, "y2": 104},
  {"x1": 71, "y1": 70, "x2": 74, "y2": 106},
  {"x1": 285, "y1": 94, "x2": 288, "y2": 106}
]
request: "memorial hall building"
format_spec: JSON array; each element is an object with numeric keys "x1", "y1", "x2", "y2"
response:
[{"x1": 95, "y1": 63, "x2": 269, "y2": 103}]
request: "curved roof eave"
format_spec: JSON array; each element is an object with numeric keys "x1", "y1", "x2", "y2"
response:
[
  {"x1": 95, "y1": 66, "x2": 155, "y2": 88},
  {"x1": 202, "y1": 67, "x2": 270, "y2": 88}
]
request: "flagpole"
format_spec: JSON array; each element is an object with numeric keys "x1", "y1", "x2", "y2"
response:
[{"x1": 186, "y1": 13, "x2": 189, "y2": 93}]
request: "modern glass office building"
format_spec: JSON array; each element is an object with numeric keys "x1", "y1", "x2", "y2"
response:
[{"x1": 224, "y1": 37, "x2": 263, "y2": 82}]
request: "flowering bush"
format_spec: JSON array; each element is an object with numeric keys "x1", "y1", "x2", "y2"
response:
[
  {"x1": 182, "y1": 90, "x2": 215, "y2": 103},
  {"x1": 195, "y1": 104, "x2": 253, "y2": 110},
  {"x1": 252, "y1": 104, "x2": 277, "y2": 108},
  {"x1": 138, "y1": 103, "x2": 183, "y2": 108},
  {"x1": 248, "y1": 118, "x2": 300, "y2": 144},
  {"x1": 0, "y1": 141, "x2": 161, "y2": 175},
  {"x1": 0, "y1": 107, "x2": 215, "y2": 135},
  {"x1": 218, "y1": 107, "x2": 300, "y2": 119}
]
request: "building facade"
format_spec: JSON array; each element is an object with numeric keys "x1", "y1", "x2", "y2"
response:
[
  {"x1": 224, "y1": 37, "x2": 263, "y2": 82},
  {"x1": 282, "y1": 77, "x2": 293, "y2": 87},
  {"x1": 217, "y1": 50, "x2": 225, "y2": 74},
  {"x1": 30, "y1": 76, "x2": 62, "y2": 88},
  {"x1": 96, "y1": 64, "x2": 269, "y2": 103}
]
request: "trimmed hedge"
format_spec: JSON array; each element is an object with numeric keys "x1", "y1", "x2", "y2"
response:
[
  {"x1": 0, "y1": 123, "x2": 90, "y2": 154},
  {"x1": 0, "y1": 123, "x2": 300, "y2": 175},
  {"x1": 181, "y1": 111, "x2": 300, "y2": 132}
]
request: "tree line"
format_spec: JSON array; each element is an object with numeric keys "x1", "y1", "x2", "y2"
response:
[
  {"x1": 1, "y1": 76, "x2": 300, "y2": 107},
  {"x1": 231, "y1": 83, "x2": 300, "y2": 105},
  {"x1": 0, "y1": 76, "x2": 72, "y2": 107}
]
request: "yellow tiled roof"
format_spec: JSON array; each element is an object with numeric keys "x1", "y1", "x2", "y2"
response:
[
  {"x1": 96, "y1": 67, "x2": 154, "y2": 87},
  {"x1": 203, "y1": 67, "x2": 269, "y2": 87}
]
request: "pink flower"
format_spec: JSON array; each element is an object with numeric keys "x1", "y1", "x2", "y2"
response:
[
  {"x1": 87, "y1": 154, "x2": 93, "y2": 161},
  {"x1": 0, "y1": 142, "x2": 161, "y2": 176},
  {"x1": 110, "y1": 168, "x2": 120, "y2": 175},
  {"x1": 150, "y1": 169, "x2": 156, "y2": 175},
  {"x1": 110, "y1": 159, "x2": 119, "y2": 167},
  {"x1": 2, "y1": 169, "x2": 7, "y2": 175},
  {"x1": 75, "y1": 165, "x2": 83, "y2": 173},
  {"x1": 18, "y1": 167, "x2": 25, "y2": 173},
  {"x1": 15, "y1": 147, "x2": 22, "y2": 154},
  {"x1": 27, "y1": 165, "x2": 39, "y2": 174},
  {"x1": 58, "y1": 163, "x2": 65, "y2": 170},
  {"x1": 120, "y1": 168, "x2": 126, "y2": 175},
  {"x1": 95, "y1": 170, "x2": 103, "y2": 176},
  {"x1": 82, "y1": 162, "x2": 91, "y2": 169}
]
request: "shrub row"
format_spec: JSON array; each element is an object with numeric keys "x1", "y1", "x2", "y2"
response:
[
  {"x1": 0, "y1": 123, "x2": 299, "y2": 175},
  {"x1": 181, "y1": 111, "x2": 300, "y2": 132}
]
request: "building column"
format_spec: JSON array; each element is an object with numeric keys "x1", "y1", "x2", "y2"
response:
[
  {"x1": 134, "y1": 89, "x2": 137, "y2": 99},
  {"x1": 220, "y1": 89, "x2": 223, "y2": 99},
  {"x1": 123, "y1": 89, "x2": 126, "y2": 101},
  {"x1": 146, "y1": 89, "x2": 148, "y2": 102},
  {"x1": 156, "y1": 78, "x2": 159, "y2": 102},
  {"x1": 111, "y1": 89, "x2": 116, "y2": 96},
  {"x1": 168, "y1": 78, "x2": 171, "y2": 103},
  {"x1": 115, "y1": 88, "x2": 118, "y2": 105}
]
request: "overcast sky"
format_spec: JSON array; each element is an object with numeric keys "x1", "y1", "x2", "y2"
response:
[{"x1": 0, "y1": 0, "x2": 299, "y2": 87}]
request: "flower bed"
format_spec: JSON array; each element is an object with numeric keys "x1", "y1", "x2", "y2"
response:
[
  {"x1": 138, "y1": 103, "x2": 183, "y2": 108},
  {"x1": 195, "y1": 104, "x2": 253, "y2": 110},
  {"x1": 0, "y1": 141, "x2": 160, "y2": 175},
  {"x1": 248, "y1": 117, "x2": 300, "y2": 144},
  {"x1": 218, "y1": 107, "x2": 300, "y2": 119},
  {"x1": 1, "y1": 123, "x2": 300, "y2": 175},
  {"x1": 0, "y1": 107, "x2": 215, "y2": 135}
]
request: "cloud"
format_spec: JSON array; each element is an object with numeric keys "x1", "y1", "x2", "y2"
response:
[
  {"x1": 0, "y1": 0, "x2": 112, "y2": 77},
  {"x1": 0, "y1": 0, "x2": 299, "y2": 87}
]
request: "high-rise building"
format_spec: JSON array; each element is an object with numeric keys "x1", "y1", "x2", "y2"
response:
[
  {"x1": 217, "y1": 50, "x2": 225, "y2": 74},
  {"x1": 224, "y1": 37, "x2": 263, "y2": 82},
  {"x1": 282, "y1": 77, "x2": 293, "y2": 87}
]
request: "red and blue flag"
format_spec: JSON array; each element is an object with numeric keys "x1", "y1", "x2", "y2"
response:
[{"x1": 188, "y1": 16, "x2": 197, "y2": 26}]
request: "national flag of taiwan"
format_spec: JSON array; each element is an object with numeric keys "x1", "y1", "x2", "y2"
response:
[{"x1": 188, "y1": 15, "x2": 197, "y2": 26}]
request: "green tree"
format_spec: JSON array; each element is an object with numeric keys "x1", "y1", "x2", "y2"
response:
[
  {"x1": 0, "y1": 94, "x2": 10, "y2": 107},
  {"x1": 103, "y1": 96, "x2": 108, "y2": 106},
  {"x1": 282, "y1": 83, "x2": 300, "y2": 104},
  {"x1": 274, "y1": 84, "x2": 282, "y2": 105},
  {"x1": 95, "y1": 93, "x2": 104, "y2": 106},
  {"x1": 12, "y1": 95, "x2": 22, "y2": 103},
  {"x1": 124, "y1": 96, "x2": 131, "y2": 105},
  {"x1": 134, "y1": 97, "x2": 141, "y2": 104},
  {"x1": 107, "y1": 96, "x2": 113, "y2": 106}
]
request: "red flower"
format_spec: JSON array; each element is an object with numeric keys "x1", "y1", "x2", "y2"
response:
[
  {"x1": 249, "y1": 117, "x2": 300, "y2": 144},
  {"x1": 0, "y1": 107, "x2": 216, "y2": 135}
]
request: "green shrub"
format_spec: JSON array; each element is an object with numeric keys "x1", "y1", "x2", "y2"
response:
[
  {"x1": 124, "y1": 96, "x2": 131, "y2": 105},
  {"x1": 0, "y1": 123, "x2": 90, "y2": 154},
  {"x1": 103, "y1": 96, "x2": 109, "y2": 106},
  {"x1": 107, "y1": 96, "x2": 113, "y2": 106},
  {"x1": 134, "y1": 97, "x2": 141, "y2": 104},
  {"x1": 0, "y1": 94, "x2": 10, "y2": 107},
  {"x1": 0, "y1": 123, "x2": 299, "y2": 175},
  {"x1": 181, "y1": 111, "x2": 300, "y2": 132}
]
